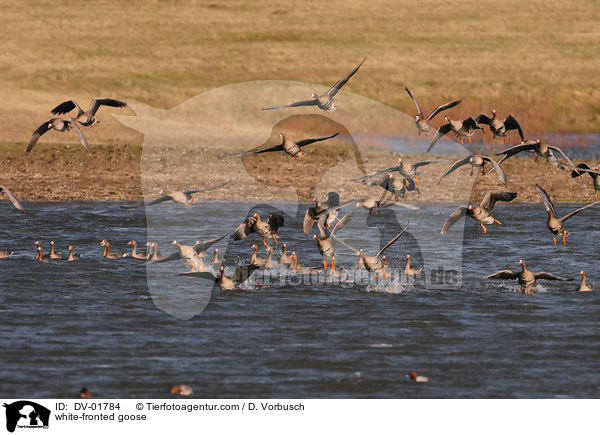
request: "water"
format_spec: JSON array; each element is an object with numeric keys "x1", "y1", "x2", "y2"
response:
[{"x1": 1, "y1": 201, "x2": 599, "y2": 398}]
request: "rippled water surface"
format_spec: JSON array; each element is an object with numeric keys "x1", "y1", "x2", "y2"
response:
[{"x1": 1, "y1": 201, "x2": 599, "y2": 398}]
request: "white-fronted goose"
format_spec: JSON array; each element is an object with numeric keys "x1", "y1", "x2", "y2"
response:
[
  {"x1": 475, "y1": 110, "x2": 524, "y2": 143},
  {"x1": 27, "y1": 118, "x2": 88, "y2": 153},
  {"x1": 536, "y1": 184, "x2": 600, "y2": 245},
  {"x1": 171, "y1": 240, "x2": 211, "y2": 272},
  {"x1": 571, "y1": 163, "x2": 600, "y2": 200},
  {"x1": 49, "y1": 241, "x2": 62, "y2": 259},
  {"x1": 313, "y1": 211, "x2": 354, "y2": 269},
  {"x1": 264, "y1": 246, "x2": 274, "y2": 269},
  {"x1": 235, "y1": 133, "x2": 339, "y2": 161},
  {"x1": 149, "y1": 233, "x2": 229, "y2": 264},
  {"x1": 355, "y1": 197, "x2": 418, "y2": 215},
  {"x1": 405, "y1": 87, "x2": 462, "y2": 136},
  {"x1": 496, "y1": 139, "x2": 576, "y2": 168},
  {"x1": 50, "y1": 98, "x2": 127, "y2": 127},
  {"x1": 303, "y1": 192, "x2": 353, "y2": 235},
  {"x1": 250, "y1": 244, "x2": 267, "y2": 267},
  {"x1": 99, "y1": 240, "x2": 128, "y2": 258},
  {"x1": 0, "y1": 250, "x2": 14, "y2": 258},
  {"x1": 289, "y1": 251, "x2": 320, "y2": 274},
  {"x1": 234, "y1": 212, "x2": 284, "y2": 247},
  {"x1": 0, "y1": 186, "x2": 26, "y2": 213},
  {"x1": 334, "y1": 229, "x2": 407, "y2": 280},
  {"x1": 441, "y1": 191, "x2": 518, "y2": 234},
  {"x1": 127, "y1": 240, "x2": 147, "y2": 259},
  {"x1": 438, "y1": 154, "x2": 506, "y2": 186},
  {"x1": 188, "y1": 265, "x2": 260, "y2": 291},
  {"x1": 145, "y1": 242, "x2": 164, "y2": 261},
  {"x1": 382, "y1": 173, "x2": 420, "y2": 201},
  {"x1": 120, "y1": 182, "x2": 228, "y2": 209},
  {"x1": 262, "y1": 59, "x2": 366, "y2": 113},
  {"x1": 67, "y1": 245, "x2": 82, "y2": 261},
  {"x1": 427, "y1": 116, "x2": 483, "y2": 152},
  {"x1": 212, "y1": 248, "x2": 222, "y2": 264},
  {"x1": 35, "y1": 246, "x2": 51, "y2": 262},
  {"x1": 578, "y1": 271, "x2": 593, "y2": 292},
  {"x1": 404, "y1": 254, "x2": 422, "y2": 276},
  {"x1": 486, "y1": 260, "x2": 572, "y2": 294},
  {"x1": 353, "y1": 157, "x2": 447, "y2": 187},
  {"x1": 279, "y1": 243, "x2": 292, "y2": 264},
  {"x1": 170, "y1": 385, "x2": 194, "y2": 396}
]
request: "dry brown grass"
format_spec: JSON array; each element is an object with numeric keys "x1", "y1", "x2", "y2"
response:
[{"x1": 1, "y1": 0, "x2": 599, "y2": 151}]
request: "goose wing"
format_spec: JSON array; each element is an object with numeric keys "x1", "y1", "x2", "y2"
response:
[
  {"x1": 426, "y1": 123, "x2": 453, "y2": 153},
  {"x1": 26, "y1": 121, "x2": 52, "y2": 153},
  {"x1": 296, "y1": 133, "x2": 339, "y2": 148},
  {"x1": 376, "y1": 229, "x2": 407, "y2": 257},
  {"x1": 327, "y1": 58, "x2": 366, "y2": 97},
  {"x1": 267, "y1": 213, "x2": 284, "y2": 232},
  {"x1": 194, "y1": 232, "x2": 231, "y2": 254},
  {"x1": 262, "y1": 99, "x2": 318, "y2": 111},
  {"x1": 486, "y1": 269, "x2": 519, "y2": 279},
  {"x1": 179, "y1": 271, "x2": 217, "y2": 280},
  {"x1": 437, "y1": 156, "x2": 472, "y2": 185},
  {"x1": 548, "y1": 145, "x2": 575, "y2": 169},
  {"x1": 535, "y1": 184, "x2": 557, "y2": 216},
  {"x1": 0, "y1": 186, "x2": 26, "y2": 213},
  {"x1": 495, "y1": 141, "x2": 537, "y2": 164},
  {"x1": 427, "y1": 99, "x2": 462, "y2": 121},
  {"x1": 480, "y1": 191, "x2": 518, "y2": 212},
  {"x1": 404, "y1": 87, "x2": 423, "y2": 118},
  {"x1": 88, "y1": 98, "x2": 127, "y2": 116},
  {"x1": 481, "y1": 155, "x2": 507, "y2": 185},
  {"x1": 233, "y1": 215, "x2": 257, "y2": 240},
  {"x1": 474, "y1": 113, "x2": 492, "y2": 125},
  {"x1": 533, "y1": 272, "x2": 572, "y2": 281},
  {"x1": 183, "y1": 182, "x2": 229, "y2": 195},
  {"x1": 148, "y1": 251, "x2": 181, "y2": 264},
  {"x1": 503, "y1": 114, "x2": 524, "y2": 141},
  {"x1": 234, "y1": 264, "x2": 260, "y2": 283},
  {"x1": 330, "y1": 211, "x2": 354, "y2": 236},
  {"x1": 65, "y1": 119, "x2": 89, "y2": 152},
  {"x1": 51, "y1": 100, "x2": 83, "y2": 116},
  {"x1": 233, "y1": 143, "x2": 284, "y2": 156},
  {"x1": 560, "y1": 200, "x2": 600, "y2": 223},
  {"x1": 331, "y1": 235, "x2": 359, "y2": 254},
  {"x1": 440, "y1": 206, "x2": 468, "y2": 235}
]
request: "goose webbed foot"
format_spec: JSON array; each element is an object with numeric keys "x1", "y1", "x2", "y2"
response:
[
  {"x1": 493, "y1": 217, "x2": 502, "y2": 225},
  {"x1": 480, "y1": 223, "x2": 487, "y2": 234}
]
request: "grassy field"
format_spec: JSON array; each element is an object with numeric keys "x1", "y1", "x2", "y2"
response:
[{"x1": 1, "y1": 0, "x2": 599, "y2": 151}]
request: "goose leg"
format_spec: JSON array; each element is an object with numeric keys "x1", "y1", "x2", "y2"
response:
[
  {"x1": 553, "y1": 236, "x2": 557, "y2": 245},
  {"x1": 480, "y1": 166, "x2": 486, "y2": 175},
  {"x1": 480, "y1": 223, "x2": 487, "y2": 234},
  {"x1": 382, "y1": 265, "x2": 386, "y2": 280},
  {"x1": 263, "y1": 239, "x2": 269, "y2": 249},
  {"x1": 369, "y1": 209, "x2": 373, "y2": 215},
  {"x1": 493, "y1": 217, "x2": 502, "y2": 225},
  {"x1": 272, "y1": 234, "x2": 279, "y2": 245},
  {"x1": 595, "y1": 192, "x2": 598, "y2": 201},
  {"x1": 563, "y1": 233, "x2": 566, "y2": 246},
  {"x1": 192, "y1": 198, "x2": 199, "y2": 203},
  {"x1": 460, "y1": 138, "x2": 464, "y2": 145},
  {"x1": 415, "y1": 175, "x2": 419, "y2": 186},
  {"x1": 301, "y1": 153, "x2": 305, "y2": 161},
  {"x1": 323, "y1": 259, "x2": 327, "y2": 270},
  {"x1": 468, "y1": 135, "x2": 472, "y2": 144},
  {"x1": 378, "y1": 206, "x2": 381, "y2": 215}
]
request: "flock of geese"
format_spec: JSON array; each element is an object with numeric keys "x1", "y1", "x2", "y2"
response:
[{"x1": 2, "y1": 59, "x2": 599, "y2": 296}]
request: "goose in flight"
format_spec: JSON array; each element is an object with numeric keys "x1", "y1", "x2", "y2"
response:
[
  {"x1": 334, "y1": 229, "x2": 406, "y2": 280},
  {"x1": 353, "y1": 157, "x2": 447, "y2": 187},
  {"x1": 571, "y1": 163, "x2": 600, "y2": 201},
  {"x1": 536, "y1": 184, "x2": 600, "y2": 245},
  {"x1": 27, "y1": 118, "x2": 89, "y2": 153},
  {"x1": 120, "y1": 182, "x2": 228, "y2": 209},
  {"x1": 50, "y1": 97, "x2": 127, "y2": 127},
  {"x1": 234, "y1": 212, "x2": 284, "y2": 247},
  {"x1": 427, "y1": 116, "x2": 483, "y2": 152},
  {"x1": 405, "y1": 87, "x2": 461, "y2": 136},
  {"x1": 0, "y1": 185, "x2": 26, "y2": 213},
  {"x1": 486, "y1": 260, "x2": 572, "y2": 294},
  {"x1": 235, "y1": 133, "x2": 338, "y2": 161},
  {"x1": 438, "y1": 154, "x2": 506, "y2": 186},
  {"x1": 262, "y1": 59, "x2": 366, "y2": 113},
  {"x1": 313, "y1": 211, "x2": 354, "y2": 269},
  {"x1": 441, "y1": 191, "x2": 518, "y2": 234},
  {"x1": 495, "y1": 139, "x2": 575, "y2": 168},
  {"x1": 475, "y1": 110, "x2": 524, "y2": 143},
  {"x1": 303, "y1": 192, "x2": 353, "y2": 235}
]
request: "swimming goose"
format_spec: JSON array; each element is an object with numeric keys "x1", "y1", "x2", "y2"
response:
[
  {"x1": 486, "y1": 260, "x2": 572, "y2": 294},
  {"x1": 571, "y1": 163, "x2": 600, "y2": 201},
  {"x1": 99, "y1": 240, "x2": 128, "y2": 258},
  {"x1": 262, "y1": 59, "x2": 366, "y2": 113},
  {"x1": 49, "y1": 241, "x2": 62, "y2": 259},
  {"x1": 475, "y1": 110, "x2": 524, "y2": 143},
  {"x1": 289, "y1": 251, "x2": 320, "y2": 274},
  {"x1": 250, "y1": 244, "x2": 267, "y2": 267},
  {"x1": 145, "y1": 242, "x2": 164, "y2": 261},
  {"x1": 334, "y1": 229, "x2": 406, "y2": 280},
  {"x1": 404, "y1": 254, "x2": 422, "y2": 276},
  {"x1": 190, "y1": 265, "x2": 259, "y2": 291},
  {"x1": 149, "y1": 233, "x2": 229, "y2": 264},
  {"x1": 496, "y1": 139, "x2": 576, "y2": 168},
  {"x1": 0, "y1": 186, "x2": 26, "y2": 213},
  {"x1": 313, "y1": 211, "x2": 354, "y2": 269},
  {"x1": 279, "y1": 243, "x2": 292, "y2": 264},
  {"x1": 170, "y1": 385, "x2": 194, "y2": 396},
  {"x1": 127, "y1": 240, "x2": 147, "y2": 259},
  {"x1": 578, "y1": 271, "x2": 593, "y2": 292},
  {"x1": 35, "y1": 246, "x2": 51, "y2": 262},
  {"x1": 441, "y1": 191, "x2": 518, "y2": 234},
  {"x1": 264, "y1": 246, "x2": 274, "y2": 269},
  {"x1": 234, "y1": 212, "x2": 284, "y2": 247},
  {"x1": 408, "y1": 371, "x2": 429, "y2": 383},
  {"x1": 438, "y1": 154, "x2": 506, "y2": 186},
  {"x1": 79, "y1": 388, "x2": 92, "y2": 399},
  {"x1": 120, "y1": 182, "x2": 228, "y2": 209},
  {"x1": 212, "y1": 248, "x2": 222, "y2": 264},
  {"x1": 427, "y1": 116, "x2": 483, "y2": 152},
  {"x1": 235, "y1": 132, "x2": 339, "y2": 160},
  {"x1": 0, "y1": 250, "x2": 14, "y2": 258},
  {"x1": 27, "y1": 118, "x2": 88, "y2": 153},
  {"x1": 50, "y1": 98, "x2": 127, "y2": 127},
  {"x1": 536, "y1": 184, "x2": 600, "y2": 245},
  {"x1": 405, "y1": 87, "x2": 462, "y2": 136},
  {"x1": 353, "y1": 157, "x2": 447, "y2": 187},
  {"x1": 67, "y1": 245, "x2": 82, "y2": 261}
]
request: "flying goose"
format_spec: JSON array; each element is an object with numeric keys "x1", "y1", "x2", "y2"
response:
[
  {"x1": 437, "y1": 154, "x2": 506, "y2": 186},
  {"x1": 382, "y1": 173, "x2": 419, "y2": 201},
  {"x1": 578, "y1": 271, "x2": 593, "y2": 292},
  {"x1": 334, "y1": 229, "x2": 407, "y2": 280},
  {"x1": 120, "y1": 182, "x2": 228, "y2": 209},
  {"x1": 100, "y1": 240, "x2": 128, "y2": 258},
  {"x1": 404, "y1": 254, "x2": 422, "y2": 276},
  {"x1": 27, "y1": 118, "x2": 88, "y2": 153},
  {"x1": 303, "y1": 192, "x2": 352, "y2": 235},
  {"x1": 67, "y1": 245, "x2": 82, "y2": 261},
  {"x1": 427, "y1": 116, "x2": 483, "y2": 152},
  {"x1": 571, "y1": 163, "x2": 600, "y2": 201},
  {"x1": 235, "y1": 133, "x2": 339, "y2": 160},
  {"x1": 171, "y1": 240, "x2": 212, "y2": 272},
  {"x1": 405, "y1": 87, "x2": 462, "y2": 136},
  {"x1": 262, "y1": 59, "x2": 366, "y2": 113},
  {"x1": 475, "y1": 110, "x2": 524, "y2": 143},
  {"x1": 353, "y1": 157, "x2": 447, "y2": 187},
  {"x1": 50, "y1": 98, "x2": 127, "y2": 127},
  {"x1": 313, "y1": 211, "x2": 354, "y2": 269},
  {"x1": 234, "y1": 212, "x2": 284, "y2": 247},
  {"x1": 441, "y1": 191, "x2": 518, "y2": 234},
  {"x1": 150, "y1": 233, "x2": 229, "y2": 265},
  {"x1": 536, "y1": 184, "x2": 600, "y2": 245},
  {"x1": 0, "y1": 185, "x2": 26, "y2": 213},
  {"x1": 496, "y1": 139, "x2": 576, "y2": 168},
  {"x1": 486, "y1": 260, "x2": 572, "y2": 294}
]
